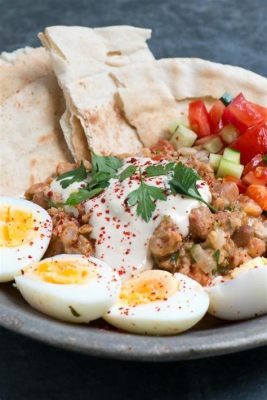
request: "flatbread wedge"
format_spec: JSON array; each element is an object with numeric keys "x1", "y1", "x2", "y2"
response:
[
  {"x1": 0, "y1": 47, "x2": 52, "y2": 105},
  {"x1": 40, "y1": 25, "x2": 155, "y2": 159},
  {"x1": 0, "y1": 49, "x2": 72, "y2": 196}
]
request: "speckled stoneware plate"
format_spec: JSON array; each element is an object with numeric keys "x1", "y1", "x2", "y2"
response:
[{"x1": 1, "y1": 282, "x2": 267, "y2": 361}]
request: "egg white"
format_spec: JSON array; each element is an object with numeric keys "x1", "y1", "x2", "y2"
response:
[
  {"x1": 103, "y1": 272, "x2": 209, "y2": 335},
  {"x1": 0, "y1": 197, "x2": 52, "y2": 282},
  {"x1": 206, "y1": 257, "x2": 267, "y2": 320},
  {"x1": 15, "y1": 254, "x2": 121, "y2": 323}
]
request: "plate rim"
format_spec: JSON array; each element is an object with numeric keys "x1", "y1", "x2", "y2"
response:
[{"x1": 1, "y1": 299, "x2": 267, "y2": 362}]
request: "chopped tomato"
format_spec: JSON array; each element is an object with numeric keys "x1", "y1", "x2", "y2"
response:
[
  {"x1": 231, "y1": 122, "x2": 267, "y2": 164},
  {"x1": 209, "y1": 100, "x2": 225, "y2": 134},
  {"x1": 189, "y1": 100, "x2": 211, "y2": 137},
  {"x1": 242, "y1": 166, "x2": 267, "y2": 186},
  {"x1": 246, "y1": 185, "x2": 267, "y2": 211},
  {"x1": 223, "y1": 93, "x2": 264, "y2": 133},
  {"x1": 243, "y1": 154, "x2": 265, "y2": 175},
  {"x1": 223, "y1": 176, "x2": 247, "y2": 193},
  {"x1": 150, "y1": 139, "x2": 175, "y2": 160},
  {"x1": 252, "y1": 103, "x2": 267, "y2": 121}
]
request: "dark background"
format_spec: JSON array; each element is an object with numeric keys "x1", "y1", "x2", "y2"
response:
[{"x1": 0, "y1": 0, "x2": 267, "y2": 399}]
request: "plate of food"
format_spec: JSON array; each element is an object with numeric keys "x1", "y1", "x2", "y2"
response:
[{"x1": 0, "y1": 25, "x2": 267, "y2": 361}]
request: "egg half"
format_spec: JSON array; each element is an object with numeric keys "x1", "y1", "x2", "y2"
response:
[
  {"x1": 0, "y1": 197, "x2": 52, "y2": 282},
  {"x1": 103, "y1": 270, "x2": 209, "y2": 335},
  {"x1": 206, "y1": 257, "x2": 267, "y2": 320},
  {"x1": 15, "y1": 254, "x2": 121, "y2": 323}
]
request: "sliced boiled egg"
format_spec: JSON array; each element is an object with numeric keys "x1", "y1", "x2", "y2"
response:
[
  {"x1": 0, "y1": 197, "x2": 52, "y2": 282},
  {"x1": 206, "y1": 257, "x2": 267, "y2": 320},
  {"x1": 15, "y1": 254, "x2": 121, "y2": 323},
  {"x1": 103, "y1": 270, "x2": 209, "y2": 335}
]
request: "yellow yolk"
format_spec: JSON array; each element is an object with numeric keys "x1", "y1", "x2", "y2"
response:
[
  {"x1": 0, "y1": 206, "x2": 34, "y2": 247},
  {"x1": 119, "y1": 270, "x2": 178, "y2": 306},
  {"x1": 25, "y1": 259, "x2": 95, "y2": 285}
]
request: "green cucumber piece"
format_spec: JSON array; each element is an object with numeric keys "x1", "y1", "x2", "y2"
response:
[
  {"x1": 168, "y1": 120, "x2": 180, "y2": 134},
  {"x1": 220, "y1": 125, "x2": 238, "y2": 144},
  {"x1": 223, "y1": 148, "x2": 241, "y2": 164},
  {"x1": 170, "y1": 123, "x2": 197, "y2": 149},
  {"x1": 217, "y1": 158, "x2": 244, "y2": 179},
  {"x1": 220, "y1": 93, "x2": 234, "y2": 106},
  {"x1": 203, "y1": 136, "x2": 224, "y2": 153},
  {"x1": 209, "y1": 154, "x2": 222, "y2": 171}
]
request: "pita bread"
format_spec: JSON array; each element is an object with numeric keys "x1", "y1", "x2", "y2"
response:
[
  {"x1": 0, "y1": 73, "x2": 72, "y2": 196},
  {"x1": 40, "y1": 25, "x2": 154, "y2": 158},
  {"x1": 39, "y1": 25, "x2": 154, "y2": 86},
  {"x1": 110, "y1": 58, "x2": 267, "y2": 147},
  {"x1": 64, "y1": 73, "x2": 143, "y2": 155},
  {"x1": 0, "y1": 47, "x2": 52, "y2": 105},
  {"x1": 157, "y1": 58, "x2": 267, "y2": 106}
]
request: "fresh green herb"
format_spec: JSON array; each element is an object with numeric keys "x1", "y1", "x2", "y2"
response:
[
  {"x1": 169, "y1": 162, "x2": 216, "y2": 212},
  {"x1": 170, "y1": 250, "x2": 180, "y2": 264},
  {"x1": 262, "y1": 154, "x2": 267, "y2": 163},
  {"x1": 165, "y1": 162, "x2": 176, "y2": 173},
  {"x1": 145, "y1": 162, "x2": 175, "y2": 177},
  {"x1": 145, "y1": 164, "x2": 166, "y2": 177},
  {"x1": 91, "y1": 152, "x2": 123, "y2": 175},
  {"x1": 118, "y1": 165, "x2": 137, "y2": 182},
  {"x1": 65, "y1": 188, "x2": 104, "y2": 206},
  {"x1": 56, "y1": 162, "x2": 87, "y2": 189},
  {"x1": 47, "y1": 198, "x2": 63, "y2": 208},
  {"x1": 213, "y1": 250, "x2": 221, "y2": 265},
  {"x1": 220, "y1": 92, "x2": 233, "y2": 106},
  {"x1": 87, "y1": 171, "x2": 112, "y2": 190},
  {"x1": 69, "y1": 305, "x2": 80, "y2": 317},
  {"x1": 127, "y1": 175, "x2": 167, "y2": 222}
]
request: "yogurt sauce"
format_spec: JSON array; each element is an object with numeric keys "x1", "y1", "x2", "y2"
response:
[{"x1": 84, "y1": 157, "x2": 211, "y2": 280}]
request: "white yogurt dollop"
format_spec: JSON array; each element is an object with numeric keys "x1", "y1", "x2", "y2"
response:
[{"x1": 84, "y1": 158, "x2": 211, "y2": 280}]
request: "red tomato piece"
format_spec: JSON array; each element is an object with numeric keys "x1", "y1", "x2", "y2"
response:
[
  {"x1": 242, "y1": 166, "x2": 267, "y2": 186},
  {"x1": 252, "y1": 103, "x2": 267, "y2": 121},
  {"x1": 231, "y1": 122, "x2": 267, "y2": 164},
  {"x1": 189, "y1": 100, "x2": 211, "y2": 137},
  {"x1": 223, "y1": 93, "x2": 264, "y2": 133},
  {"x1": 209, "y1": 100, "x2": 225, "y2": 134},
  {"x1": 223, "y1": 176, "x2": 247, "y2": 193},
  {"x1": 243, "y1": 154, "x2": 264, "y2": 175},
  {"x1": 246, "y1": 185, "x2": 267, "y2": 211}
]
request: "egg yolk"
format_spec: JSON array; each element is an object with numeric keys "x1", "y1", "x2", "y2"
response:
[
  {"x1": 26, "y1": 259, "x2": 94, "y2": 284},
  {"x1": 0, "y1": 205, "x2": 34, "y2": 247},
  {"x1": 119, "y1": 270, "x2": 178, "y2": 306}
]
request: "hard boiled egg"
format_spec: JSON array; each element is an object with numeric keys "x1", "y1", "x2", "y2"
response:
[
  {"x1": 15, "y1": 254, "x2": 121, "y2": 323},
  {"x1": 103, "y1": 270, "x2": 209, "y2": 335},
  {"x1": 0, "y1": 197, "x2": 52, "y2": 282},
  {"x1": 206, "y1": 257, "x2": 267, "y2": 320}
]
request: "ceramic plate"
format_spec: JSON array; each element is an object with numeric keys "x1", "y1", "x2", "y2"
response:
[{"x1": 1, "y1": 282, "x2": 267, "y2": 361}]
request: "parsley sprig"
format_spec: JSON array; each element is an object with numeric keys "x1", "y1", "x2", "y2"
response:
[
  {"x1": 64, "y1": 153, "x2": 123, "y2": 206},
  {"x1": 59, "y1": 153, "x2": 215, "y2": 219},
  {"x1": 57, "y1": 162, "x2": 87, "y2": 189},
  {"x1": 169, "y1": 162, "x2": 216, "y2": 212},
  {"x1": 127, "y1": 170, "x2": 167, "y2": 222}
]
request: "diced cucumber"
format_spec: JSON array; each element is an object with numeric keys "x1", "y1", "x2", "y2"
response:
[
  {"x1": 203, "y1": 136, "x2": 224, "y2": 153},
  {"x1": 217, "y1": 158, "x2": 244, "y2": 179},
  {"x1": 170, "y1": 123, "x2": 197, "y2": 150},
  {"x1": 220, "y1": 92, "x2": 233, "y2": 106},
  {"x1": 220, "y1": 125, "x2": 238, "y2": 144},
  {"x1": 223, "y1": 148, "x2": 240, "y2": 164},
  {"x1": 209, "y1": 154, "x2": 222, "y2": 171},
  {"x1": 168, "y1": 120, "x2": 180, "y2": 134}
]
